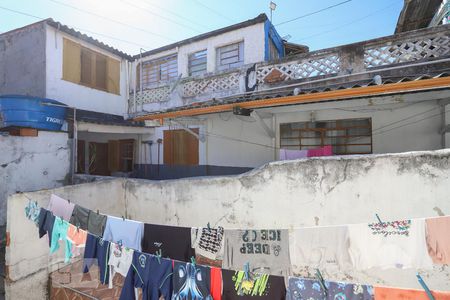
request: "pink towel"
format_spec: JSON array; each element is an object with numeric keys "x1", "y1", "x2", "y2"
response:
[
  {"x1": 47, "y1": 194, "x2": 75, "y2": 221},
  {"x1": 307, "y1": 145, "x2": 333, "y2": 157}
]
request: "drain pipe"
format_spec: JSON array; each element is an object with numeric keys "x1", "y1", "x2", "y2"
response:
[{"x1": 157, "y1": 138, "x2": 162, "y2": 175}]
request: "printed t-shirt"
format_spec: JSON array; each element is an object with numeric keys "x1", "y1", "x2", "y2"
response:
[
  {"x1": 172, "y1": 262, "x2": 212, "y2": 299},
  {"x1": 142, "y1": 223, "x2": 195, "y2": 262},
  {"x1": 69, "y1": 205, "x2": 107, "y2": 237},
  {"x1": 222, "y1": 269, "x2": 286, "y2": 300},
  {"x1": 103, "y1": 216, "x2": 144, "y2": 251},
  {"x1": 223, "y1": 229, "x2": 291, "y2": 276},
  {"x1": 191, "y1": 226, "x2": 225, "y2": 260},
  {"x1": 286, "y1": 277, "x2": 374, "y2": 300},
  {"x1": 374, "y1": 286, "x2": 450, "y2": 300},
  {"x1": 425, "y1": 216, "x2": 450, "y2": 264},
  {"x1": 38, "y1": 208, "x2": 55, "y2": 246},
  {"x1": 47, "y1": 194, "x2": 75, "y2": 221},
  {"x1": 25, "y1": 201, "x2": 41, "y2": 225},
  {"x1": 348, "y1": 219, "x2": 433, "y2": 270},
  {"x1": 83, "y1": 233, "x2": 111, "y2": 285},
  {"x1": 289, "y1": 225, "x2": 352, "y2": 274},
  {"x1": 108, "y1": 242, "x2": 134, "y2": 288},
  {"x1": 50, "y1": 217, "x2": 73, "y2": 263},
  {"x1": 210, "y1": 267, "x2": 222, "y2": 300},
  {"x1": 119, "y1": 251, "x2": 173, "y2": 300}
]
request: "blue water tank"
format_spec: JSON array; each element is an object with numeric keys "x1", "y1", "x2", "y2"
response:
[{"x1": 0, "y1": 95, "x2": 68, "y2": 131}]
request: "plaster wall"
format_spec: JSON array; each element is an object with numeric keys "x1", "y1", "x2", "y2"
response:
[
  {"x1": 0, "y1": 131, "x2": 70, "y2": 225},
  {"x1": 45, "y1": 26, "x2": 128, "y2": 116},
  {"x1": 6, "y1": 150, "x2": 450, "y2": 299},
  {"x1": 0, "y1": 22, "x2": 46, "y2": 97},
  {"x1": 5, "y1": 179, "x2": 126, "y2": 300}
]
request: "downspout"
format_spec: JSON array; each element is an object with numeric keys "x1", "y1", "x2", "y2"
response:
[
  {"x1": 133, "y1": 60, "x2": 137, "y2": 114},
  {"x1": 139, "y1": 49, "x2": 145, "y2": 113}
]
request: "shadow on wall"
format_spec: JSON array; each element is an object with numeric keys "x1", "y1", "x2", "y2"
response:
[{"x1": 131, "y1": 164, "x2": 253, "y2": 180}]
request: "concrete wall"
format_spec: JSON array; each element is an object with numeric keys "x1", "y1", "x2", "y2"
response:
[
  {"x1": 45, "y1": 25, "x2": 128, "y2": 116},
  {"x1": 0, "y1": 131, "x2": 70, "y2": 226},
  {"x1": 0, "y1": 22, "x2": 46, "y2": 97},
  {"x1": 5, "y1": 179, "x2": 126, "y2": 300},
  {"x1": 6, "y1": 150, "x2": 450, "y2": 298}
]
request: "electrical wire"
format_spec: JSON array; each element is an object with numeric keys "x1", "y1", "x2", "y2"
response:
[
  {"x1": 292, "y1": 2, "x2": 399, "y2": 42},
  {"x1": 189, "y1": 0, "x2": 236, "y2": 23},
  {"x1": 48, "y1": 0, "x2": 175, "y2": 42},
  {"x1": 119, "y1": 0, "x2": 203, "y2": 34},
  {"x1": 0, "y1": 5, "x2": 154, "y2": 49},
  {"x1": 275, "y1": 0, "x2": 352, "y2": 26}
]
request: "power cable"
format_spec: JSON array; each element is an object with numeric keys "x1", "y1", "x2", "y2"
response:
[
  {"x1": 292, "y1": 2, "x2": 398, "y2": 42},
  {"x1": 48, "y1": 0, "x2": 175, "y2": 42},
  {"x1": 189, "y1": 0, "x2": 236, "y2": 23},
  {"x1": 119, "y1": 0, "x2": 203, "y2": 34},
  {"x1": 0, "y1": 6, "x2": 153, "y2": 49},
  {"x1": 275, "y1": 0, "x2": 352, "y2": 26},
  {"x1": 133, "y1": 0, "x2": 210, "y2": 32}
]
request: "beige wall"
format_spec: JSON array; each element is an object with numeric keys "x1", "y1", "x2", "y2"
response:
[{"x1": 6, "y1": 149, "x2": 450, "y2": 299}]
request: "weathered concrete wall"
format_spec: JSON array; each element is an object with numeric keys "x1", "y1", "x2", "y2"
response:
[
  {"x1": 0, "y1": 22, "x2": 46, "y2": 97},
  {"x1": 0, "y1": 131, "x2": 70, "y2": 225},
  {"x1": 125, "y1": 150, "x2": 450, "y2": 290},
  {"x1": 5, "y1": 150, "x2": 450, "y2": 299},
  {"x1": 5, "y1": 179, "x2": 126, "y2": 300}
]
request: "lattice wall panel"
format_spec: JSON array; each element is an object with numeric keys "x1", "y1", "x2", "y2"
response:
[
  {"x1": 134, "y1": 86, "x2": 171, "y2": 104},
  {"x1": 183, "y1": 73, "x2": 240, "y2": 97},
  {"x1": 364, "y1": 33, "x2": 450, "y2": 68},
  {"x1": 257, "y1": 55, "x2": 340, "y2": 83}
]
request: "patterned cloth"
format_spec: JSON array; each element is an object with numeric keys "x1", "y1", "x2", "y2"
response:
[
  {"x1": 191, "y1": 226, "x2": 225, "y2": 260},
  {"x1": 287, "y1": 277, "x2": 374, "y2": 300},
  {"x1": 25, "y1": 200, "x2": 41, "y2": 225}
]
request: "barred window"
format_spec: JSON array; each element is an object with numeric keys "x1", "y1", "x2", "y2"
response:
[
  {"x1": 188, "y1": 49, "x2": 207, "y2": 77},
  {"x1": 140, "y1": 54, "x2": 178, "y2": 88},
  {"x1": 280, "y1": 118, "x2": 372, "y2": 155},
  {"x1": 216, "y1": 41, "x2": 244, "y2": 71}
]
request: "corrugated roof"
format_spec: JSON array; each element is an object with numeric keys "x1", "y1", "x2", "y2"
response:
[{"x1": 134, "y1": 71, "x2": 450, "y2": 120}]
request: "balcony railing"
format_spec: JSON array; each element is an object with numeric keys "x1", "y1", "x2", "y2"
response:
[{"x1": 129, "y1": 24, "x2": 450, "y2": 112}]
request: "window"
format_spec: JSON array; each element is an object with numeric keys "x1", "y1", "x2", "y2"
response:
[
  {"x1": 216, "y1": 41, "x2": 244, "y2": 71},
  {"x1": 139, "y1": 54, "x2": 178, "y2": 89},
  {"x1": 62, "y1": 38, "x2": 120, "y2": 94},
  {"x1": 280, "y1": 118, "x2": 372, "y2": 155},
  {"x1": 188, "y1": 49, "x2": 207, "y2": 77},
  {"x1": 268, "y1": 39, "x2": 280, "y2": 61}
]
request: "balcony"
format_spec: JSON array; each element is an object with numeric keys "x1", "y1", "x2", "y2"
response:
[{"x1": 129, "y1": 24, "x2": 450, "y2": 114}]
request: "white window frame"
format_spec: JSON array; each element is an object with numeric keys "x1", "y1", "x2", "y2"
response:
[{"x1": 216, "y1": 41, "x2": 244, "y2": 71}]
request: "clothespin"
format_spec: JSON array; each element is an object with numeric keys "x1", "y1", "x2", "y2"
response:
[
  {"x1": 375, "y1": 213, "x2": 383, "y2": 225},
  {"x1": 416, "y1": 274, "x2": 436, "y2": 300},
  {"x1": 244, "y1": 262, "x2": 250, "y2": 280},
  {"x1": 122, "y1": 215, "x2": 125, "y2": 221},
  {"x1": 191, "y1": 256, "x2": 196, "y2": 267},
  {"x1": 117, "y1": 240, "x2": 123, "y2": 251},
  {"x1": 155, "y1": 249, "x2": 162, "y2": 264},
  {"x1": 96, "y1": 209, "x2": 99, "y2": 215},
  {"x1": 76, "y1": 225, "x2": 80, "y2": 232},
  {"x1": 207, "y1": 222, "x2": 211, "y2": 231},
  {"x1": 68, "y1": 199, "x2": 70, "y2": 204},
  {"x1": 315, "y1": 269, "x2": 328, "y2": 296}
]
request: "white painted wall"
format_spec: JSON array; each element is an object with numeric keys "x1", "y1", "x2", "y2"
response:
[
  {"x1": 134, "y1": 22, "x2": 265, "y2": 83},
  {"x1": 45, "y1": 25, "x2": 129, "y2": 116},
  {"x1": 6, "y1": 149, "x2": 450, "y2": 299},
  {"x1": 0, "y1": 131, "x2": 70, "y2": 225}
]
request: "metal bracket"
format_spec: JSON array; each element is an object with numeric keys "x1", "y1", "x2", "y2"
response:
[
  {"x1": 251, "y1": 111, "x2": 275, "y2": 138},
  {"x1": 170, "y1": 120, "x2": 206, "y2": 142}
]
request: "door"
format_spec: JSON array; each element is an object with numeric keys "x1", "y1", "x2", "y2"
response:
[{"x1": 163, "y1": 129, "x2": 199, "y2": 165}]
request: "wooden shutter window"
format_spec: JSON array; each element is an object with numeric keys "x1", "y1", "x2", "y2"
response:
[
  {"x1": 62, "y1": 38, "x2": 81, "y2": 83},
  {"x1": 95, "y1": 53, "x2": 107, "y2": 90},
  {"x1": 80, "y1": 48, "x2": 93, "y2": 86},
  {"x1": 107, "y1": 57, "x2": 120, "y2": 95}
]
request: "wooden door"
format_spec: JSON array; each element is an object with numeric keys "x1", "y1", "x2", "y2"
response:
[{"x1": 163, "y1": 129, "x2": 199, "y2": 165}]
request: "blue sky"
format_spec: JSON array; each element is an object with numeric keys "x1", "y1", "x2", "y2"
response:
[{"x1": 0, "y1": 0, "x2": 403, "y2": 55}]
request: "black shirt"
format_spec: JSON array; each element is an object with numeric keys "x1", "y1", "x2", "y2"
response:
[{"x1": 141, "y1": 223, "x2": 195, "y2": 262}]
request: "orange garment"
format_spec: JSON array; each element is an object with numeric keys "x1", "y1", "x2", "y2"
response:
[
  {"x1": 67, "y1": 224, "x2": 87, "y2": 247},
  {"x1": 374, "y1": 286, "x2": 450, "y2": 300},
  {"x1": 426, "y1": 216, "x2": 450, "y2": 264},
  {"x1": 210, "y1": 267, "x2": 222, "y2": 300}
]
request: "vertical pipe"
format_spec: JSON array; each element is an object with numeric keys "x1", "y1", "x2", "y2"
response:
[{"x1": 72, "y1": 108, "x2": 77, "y2": 183}]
